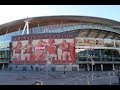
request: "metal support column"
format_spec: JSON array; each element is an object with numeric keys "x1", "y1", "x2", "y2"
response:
[
  {"x1": 91, "y1": 63, "x2": 94, "y2": 80},
  {"x1": 113, "y1": 64, "x2": 115, "y2": 71},
  {"x1": 101, "y1": 64, "x2": 103, "y2": 71},
  {"x1": 22, "y1": 18, "x2": 32, "y2": 35},
  {"x1": 100, "y1": 49, "x2": 102, "y2": 61},
  {"x1": 112, "y1": 64, "x2": 115, "y2": 75},
  {"x1": 2, "y1": 63, "x2": 4, "y2": 70},
  {"x1": 87, "y1": 64, "x2": 90, "y2": 71}
]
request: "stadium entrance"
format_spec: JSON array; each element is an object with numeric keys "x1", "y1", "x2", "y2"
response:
[
  {"x1": 76, "y1": 37, "x2": 120, "y2": 71},
  {"x1": 0, "y1": 42, "x2": 10, "y2": 70}
]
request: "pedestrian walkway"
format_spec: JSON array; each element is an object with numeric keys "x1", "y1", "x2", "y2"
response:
[{"x1": 0, "y1": 70, "x2": 119, "y2": 85}]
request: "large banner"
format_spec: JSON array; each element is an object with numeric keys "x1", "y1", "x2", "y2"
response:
[
  {"x1": 11, "y1": 33, "x2": 78, "y2": 64},
  {"x1": 75, "y1": 38, "x2": 120, "y2": 49},
  {"x1": 75, "y1": 38, "x2": 104, "y2": 47}
]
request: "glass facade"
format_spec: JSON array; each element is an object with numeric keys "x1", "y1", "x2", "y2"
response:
[
  {"x1": 0, "y1": 50, "x2": 10, "y2": 62},
  {"x1": 0, "y1": 41, "x2": 10, "y2": 63},
  {"x1": 0, "y1": 30, "x2": 22, "y2": 42},
  {"x1": 77, "y1": 49, "x2": 120, "y2": 62},
  {"x1": 76, "y1": 37, "x2": 120, "y2": 63}
]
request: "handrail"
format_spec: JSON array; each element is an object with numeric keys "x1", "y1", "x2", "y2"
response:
[
  {"x1": 64, "y1": 74, "x2": 86, "y2": 85},
  {"x1": 32, "y1": 23, "x2": 120, "y2": 34},
  {"x1": 63, "y1": 72, "x2": 117, "y2": 85}
]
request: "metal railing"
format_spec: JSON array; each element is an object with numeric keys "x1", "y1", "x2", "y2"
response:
[
  {"x1": 63, "y1": 71, "x2": 118, "y2": 85},
  {"x1": 32, "y1": 23, "x2": 120, "y2": 34}
]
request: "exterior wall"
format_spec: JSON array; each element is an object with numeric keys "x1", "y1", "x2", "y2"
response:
[
  {"x1": 10, "y1": 33, "x2": 120, "y2": 64},
  {"x1": 0, "y1": 19, "x2": 119, "y2": 71}
]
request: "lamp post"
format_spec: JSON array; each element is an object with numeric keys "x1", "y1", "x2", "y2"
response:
[
  {"x1": 46, "y1": 56, "x2": 52, "y2": 80},
  {"x1": 46, "y1": 59, "x2": 48, "y2": 80},
  {"x1": 44, "y1": 45, "x2": 48, "y2": 80},
  {"x1": 90, "y1": 55, "x2": 95, "y2": 80},
  {"x1": 2, "y1": 63, "x2": 4, "y2": 70},
  {"x1": 91, "y1": 61, "x2": 94, "y2": 80}
]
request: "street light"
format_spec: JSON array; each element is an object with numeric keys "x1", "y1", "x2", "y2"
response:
[
  {"x1": 46, "y1": 56, "x2": 52, "y2": 80},
  {"x1": 2, "y1": 63, "x2": 4, "y2": 70},
  {"x1": 89, "y1": 55, "x2": 95, "y2": 80}
]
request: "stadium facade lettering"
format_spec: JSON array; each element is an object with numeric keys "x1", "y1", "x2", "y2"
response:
[{"x1": 12, "y1": 32, "x2": 78, "y2": 41}]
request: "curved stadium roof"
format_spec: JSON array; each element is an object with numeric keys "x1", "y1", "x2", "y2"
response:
[{"x1": 0, "y1": 15, "x2": 120, "y2": 36}]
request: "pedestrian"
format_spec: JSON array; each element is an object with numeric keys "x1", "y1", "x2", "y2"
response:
[
  {"x1": 40, "y1": 66, "x2": 44, "y2": 71},
  {"x1": 16, "y1": 65, "x2": 18, "y2": 68},
  {"x1": 31, "y1": 65, "x2": 33, "y2": 71},
  {"x1": 36, "y1": 66, "x2": 38, "y2": 71},
  {"x1": 15, "y1": 65, "x2": 18, "y2": 70},
  {"x1": 63, "y1": 65, "x2": 67, "y2": 75}
]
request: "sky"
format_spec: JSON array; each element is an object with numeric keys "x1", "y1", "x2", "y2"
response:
[{"x1": 0, "y1": 5, "x2": 120, "y2": 25}]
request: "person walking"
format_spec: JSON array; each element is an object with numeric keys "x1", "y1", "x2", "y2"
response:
[
  {"x1": 63, "y1": 65, "x2": 67, "y2": 75},
  {"x1": 31, "y1": 65, "x2": 33, "y2": 71}
]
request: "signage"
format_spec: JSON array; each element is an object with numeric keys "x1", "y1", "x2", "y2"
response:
[
  {"x1": 12, "y1": 32, "x2": 79, "y2": 41},
  {"x1": 11, "y1": 35, "x2": 76, "y2": 64}
]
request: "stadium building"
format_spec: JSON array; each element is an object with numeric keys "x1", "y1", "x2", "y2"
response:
[{"x1": 0, "y1": 15, "x2": 120, "y2": 71}]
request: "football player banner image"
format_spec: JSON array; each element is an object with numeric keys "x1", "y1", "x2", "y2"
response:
[
  {"x1": 11, "y1": 41, "x2": 22, "y2": 61},
  {"x1": 46, "y1": 39, "x2": 58, "y2": 61},
  {"x1": 59, "y1": 39, "x2": 75, "y2": 60},
  {"x1": 23, "y1": 40, "x2": 35, "y2": 61}
]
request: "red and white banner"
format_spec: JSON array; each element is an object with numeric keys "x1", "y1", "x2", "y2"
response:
[
  {"x1": 75, "y1": 38, "x2": 104, "y2": 47},
  {"x1": 11, "y1": 38, "x2": 76, "y2": 64}
]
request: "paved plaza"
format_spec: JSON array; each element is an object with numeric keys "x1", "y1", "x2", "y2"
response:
[{"x1": 0, "y1": 70, "x2": 119, "y2": 85}]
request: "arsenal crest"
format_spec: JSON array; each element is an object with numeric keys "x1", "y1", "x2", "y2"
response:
[{"x1": 35, "y1": 44, "x2": 46, "y2": 60}]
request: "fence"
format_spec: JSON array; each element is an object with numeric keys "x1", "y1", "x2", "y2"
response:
[{"x1": 63, "y1": 71, "x2": 119, "y2": 85}]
